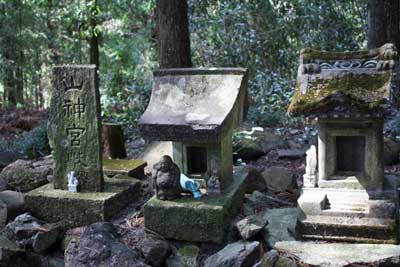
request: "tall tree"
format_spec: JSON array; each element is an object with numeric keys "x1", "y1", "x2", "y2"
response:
[
  {"x1": 89, "y1": 0, "x2": 100, "y2": 70},
  {"x1": 156, "y1": 0, "x2": 192, "y2": 68},
  {"x1": 368, "y1": 0, "x2": 400, "y2": 49}
]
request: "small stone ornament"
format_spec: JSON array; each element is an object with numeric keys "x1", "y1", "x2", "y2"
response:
[
  {"x1": 206, "y1": 160, "x2": 221, "y2": 196},
  {"x1": 303, "y1": 145, "x2": 317, "y2": 187},
  {"x1": 153, "y1": 155, "x2": 182, "y2": 200},
  {"x1": 68, "y1": 171, "x2": 79, "y2": 192},
  {"x1": 180, "y1": 173, "x2": 202, "y2": 198}
]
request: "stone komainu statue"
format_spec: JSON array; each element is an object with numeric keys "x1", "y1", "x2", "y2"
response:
[{"x1": 153, "y1": 155, "x2": 182, "y2": 200}]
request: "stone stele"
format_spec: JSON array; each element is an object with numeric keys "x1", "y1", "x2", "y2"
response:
[
  {"x1": 26, "y1": 65, "x2": 141, "y2": 227},
  {"x1": 48, "y1": 65, "x2": 103, "y2": 192}
]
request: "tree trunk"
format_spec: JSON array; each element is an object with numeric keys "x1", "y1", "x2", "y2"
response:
[
  {"x1": 102, "y1": 123, "x2": 127, "y2": 159},
  {"x1": 15, "y1": 54, "x2": 24, "y2": 107},
  {"x1": 3, "y1": 50, "x2": 16, "y2": 108},
  {"x1": 368, "y1": 0, "x2": 400, "y2": 49},
  {"x1": 46, "y1": 0, "x2": 60, "y2": 64},
  {"x1": 90, "y1": 18, "x2": 100, "y2": 70},
  {"x1": 156, "y1": 0, "x2": 192, "y2": 68}
]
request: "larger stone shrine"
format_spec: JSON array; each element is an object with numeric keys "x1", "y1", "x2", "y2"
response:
[{"x1": 288, "y1": 44, "x2": 399, "y2": 243}]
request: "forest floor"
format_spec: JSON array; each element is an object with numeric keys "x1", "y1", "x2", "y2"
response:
[
  {"x1": 0, "y1": 108, "x2": 47, "y2": 140},
  {"x1": 2, "y1": 107, "x2": 400, "y2": 265}
]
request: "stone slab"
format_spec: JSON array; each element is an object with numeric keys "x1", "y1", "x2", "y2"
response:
[
  {"x1": 143, "y1": 170, "x2": 247, "y2": 243},
  {"x1": 103, "y1": 159, "x2": 147, "y2": 179},
  {"x1": 262, "y1": 208, "x2": 297, "y2": 247},
  {"x1": 275, "y1": 241, "x2": 400, "y2": 267},
  {"x1": 25, "y1": 178, "x2": 141, "y2": 228}
]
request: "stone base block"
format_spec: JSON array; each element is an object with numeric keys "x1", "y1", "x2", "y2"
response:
[
  {"x1": 25, "y1": 178, "x2": 141, "y2": 228},
  {"x1": 144, "y1": 171, "x2": 247, "y2": 244},
  {"x1": 297, "y1": 188, "x2": 398, "y2": 244}
]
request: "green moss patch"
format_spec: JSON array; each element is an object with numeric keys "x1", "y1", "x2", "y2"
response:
[
  {"x1": 301, "y1": 48, "x2": 377, "y2": 61},
  {"x1": 25, "y1": 178, "x2": 141, "y2": 228},
  {"x1": 288, "y1": 72, "x2": 391, "y2": 115}
]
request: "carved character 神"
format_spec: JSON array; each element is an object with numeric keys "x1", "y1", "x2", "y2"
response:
[{"x1": 153, "y1": 155, "x2": 182, "y2": 200}]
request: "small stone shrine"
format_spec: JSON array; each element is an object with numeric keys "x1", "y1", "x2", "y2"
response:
[
  {"x1": 139, "y1": 68, "x2": 248, "y2": 243},
  {"x1": 26, "y1": 65, "x2": 140, "y2": 227},
  {"x1": 288, "y1": 44, "x2": 399, "y2": 243}
]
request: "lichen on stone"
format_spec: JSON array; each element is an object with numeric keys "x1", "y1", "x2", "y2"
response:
[{"x1": 288, "y1": 72, "x2": 392, "y2": 115}]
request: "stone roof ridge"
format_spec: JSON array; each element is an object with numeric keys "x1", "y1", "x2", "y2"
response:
[{"x1": 299, "y1": 43, "x2": 397, "y2": 75}]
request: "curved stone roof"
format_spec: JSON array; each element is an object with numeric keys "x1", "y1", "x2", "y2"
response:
[{"x1": 139, "y1": 68, "x2": 248, "y2": 143}]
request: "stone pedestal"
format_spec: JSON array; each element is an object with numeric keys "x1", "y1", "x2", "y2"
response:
[
  {"x1": 26, "y1": 177, "x2": 141, "y2": 228},
  {"x1": 297, "y1": 185, "x2": 398, "y2": 244},
  {"x1": 143, "y1": 170, "x2": 247, "y2": 243}
]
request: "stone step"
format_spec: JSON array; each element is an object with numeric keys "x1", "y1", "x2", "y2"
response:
[
  {"x1": 327, "y1": 204, "x2": 368, "y2": 212},
  {"x1": 298, "y1": 215, "x2": 397, "y2": 244}
]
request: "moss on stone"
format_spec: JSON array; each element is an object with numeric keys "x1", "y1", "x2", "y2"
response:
[
  {"x1": 103, "y1": 159, "x2": 146, "y2": 171},
  {"x1": 143, "y1": 170, "x2": 248, "y2": 243},
  {"x1": 288, "y1": 72, "x2": 391, "y2": 115},
  {"x1": 25, "y1": 178, "x2": 141, "y2": 228},
  {"x1": 178, "y1": 246, "x2": 200, "y2": 257},
  {"x1": 301, "y1": 48, "x2": 377, "y2": 61}
]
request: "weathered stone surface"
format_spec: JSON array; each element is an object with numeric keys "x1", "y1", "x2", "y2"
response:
[
  {"x1": 275, "y1": 241, "x2": 400, "y2": 267},
  {"x1": 277, "y1": 149, "x2": 306, "y2": 159},
  {"x1": 242, "y1": 166, "x2": 267, "y2": 193},
  {"x1": 65, "y1": 222, "x2": 148, "y2": 267},
  {"x1": 236, "y1": 213, "x2": 268, "y2": 240},
  {"x1": 0, "y1": 151, "x2": 23, "y2": 171},
  {"x1": 297, "y1": 188, "x2": 398, "y2": 244},
  {"x1": 32, "y1": 224, "x2": 64, "y2": 253},
  {"x1": 103, "y1": 159, "x2": 147, "y2": 179},
  {"x1": 137, "y1": 235, "x2": 171, "y2": 267},
  {"x1": 141, "y1": 141, "x2": 173, "y2": 173},
  {"x1": 0, "y1": 232, "x2": 26, "y2": 266},
  {"x1": 139, "y1": 68, "x2": 248, "y2": 143},
  {"x1": 25, "y1": 177, "x2": 141, "y2": 228},
  {"x1": 259, "y1": 249, "x2": 279, "y2": 267},
  {"x1": 203, "y1": 241, "x2": 262, "y2": 267},
  {"x1": 166, "y1": 245, "x2": 199, "y2": 267},
  {"x1": 49, "y1": 65, "x2": 103, "y2": 192},
  {"x1": 244, "y1": 191, "x2": 295, "y2": 216},
  {"x1": 263, "y1": 208, "x2": 297, "y2": 247},
  {"x1": 144, "y1": 171, "x2": 247, "y2": 243},
  {"x1": 274, "y1": 256, "x2": 298, "y2": 267},
  {"x1": 234, "y1": 131, "x2": 287, "y2": 161},
  {"x1": 288, "y1": 44, "x2": 397, "y2": 117},
  {"x1": 262, "y1": 167, "x2": 296, "y2": 193},
  {"x1": 384, "y1": 138, "x2": 400, "y2": 165},
  {"x1": 0, "y1": 159, "x2": 51, "y2": 192},
  {"x1": 0, "y1": 191, "x2": 25, "y2": 228},
  {"x1": 5, "y1": 213, "x2": 64, "y2": 253}
]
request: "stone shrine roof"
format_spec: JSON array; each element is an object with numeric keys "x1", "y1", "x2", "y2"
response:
[
  {"x1": 139, "y1": 68, "x2": 248, "y2": 143},
  {"x1": 288, "y1": 44, "x2": 398, "y2": 117}
]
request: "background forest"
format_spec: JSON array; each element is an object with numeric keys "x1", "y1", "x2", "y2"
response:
[{"x1": 0, "y1": 0, "x2": 369, "y2": 128}]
